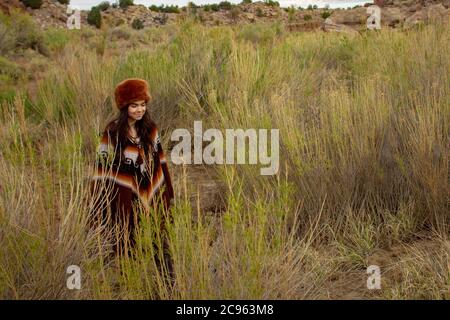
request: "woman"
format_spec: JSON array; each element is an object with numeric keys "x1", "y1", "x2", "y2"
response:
[{"x1": 90, "y1": 78, "x2": 174, "y2": 260}]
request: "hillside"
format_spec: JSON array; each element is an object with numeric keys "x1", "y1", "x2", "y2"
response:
[{"x1": 1, "y1": 0, "x2": 449, "y2": 31}]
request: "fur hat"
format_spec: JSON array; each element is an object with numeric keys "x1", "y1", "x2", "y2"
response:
[{"x1": 114, "y1": 78, "x2": 151, "y2": 110}]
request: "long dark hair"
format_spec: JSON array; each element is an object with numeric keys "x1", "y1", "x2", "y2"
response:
[{"x1": 105, "y1": 104, "x2": 158, "y2": 158}]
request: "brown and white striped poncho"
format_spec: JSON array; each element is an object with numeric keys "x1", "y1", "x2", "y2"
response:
[{"x1": 92, "y1": 121, "x2": 174, "y2": 215}]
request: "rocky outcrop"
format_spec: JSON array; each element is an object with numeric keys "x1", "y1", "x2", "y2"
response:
[
  {"x1": 328, "y1": 7, "x2": 368, "y2": 27},
  {"x1": 404, "y1": 3, "x2": 449, "y2": 28},
  {"x1": 5, "y1": 0, "x2": 450, "y2": 32},
  {"x1": 322, "y1": 17, "x2": 360, "y2": 34},
  {"x1": 100, "y1": 4, "x2": 179, "y2": 28},
  {"x1": 0, "y1": 0, "x2": 26, "y2": 15},
  {"x1": 28, "y1": 0, "x2": 70, "y2": 29},
  {"x1": 321, "y1": 0, "x2": 449, "y2": 33}
]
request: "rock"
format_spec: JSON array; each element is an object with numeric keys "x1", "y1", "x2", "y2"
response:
[
  {"x1": 322, "y1": 17, "x2": 359, "y2": 34},
  {"x1": 0, "y1": 0, "x2": 26, "y2": 15},
  {"x1": 328, "y1": 7, "x2": 368, "y2": 27},
  {"x1": 382, "y1": 7, "x2": 407, "y2": 27},
  {"x1": 6, "y1": 0, "x2": 450, "y2": 32},
  {"x1": 426, "y1": 3, "x2": 449, "y2": 24},
  {"x1": 404, "y1": 3, "x2": 449, "y2": 28}
]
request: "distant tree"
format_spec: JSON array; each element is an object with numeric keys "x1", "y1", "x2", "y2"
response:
[
  {"x1": 97, "y1": 1, "x2": 110, "y2": 11},
  {"x1": 321, "y1": 10, "x2": 331, "y2": 19},
  {"x1": 241, "y1": 0, "x2": 252, "y2": 4},
  {"x1": 149, "y1": 4, "x2": 159, "y2": 12},
  {"x1": 150, "y1": 5, "x2": 180, "y2": 13},
  {"x1": 187, "y1": 2, "x2": 198, "y2": 15},
  {"x1": 264, "y1": 0, "x2": 279, "y2": 7},
  {"x1": 119, "y1": 0, "x2": 133, "y2": 9},
  {"x1": 20, "y1": 0, "x2": 43, "y2": 9},
  {"x1": 87, "y1": 6, "x2": 102, "y2": 28},
  {"x1": 187, "y1": 1, "x2": 198, "y2": 9},
  {"x1": 218, "y1": 1, "x2": 232, "y2": 10},
  {"x1": 164, "y1": 5, "x2": 180, "y2": 13},
  {"x1": 131, "y1": 18, "x2": 144, "y2": 29},
  {"x1": 57, "y1": 0, "x2": 70, "y2": 4}
]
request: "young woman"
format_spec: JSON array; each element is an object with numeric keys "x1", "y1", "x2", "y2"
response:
[{"x1": 91, "y1": 78, "x2": 174, "y2": 259}]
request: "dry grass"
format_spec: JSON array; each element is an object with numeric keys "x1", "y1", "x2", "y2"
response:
[{"x1": 0, "y1": 16, "x2": 448, "y2": 299}]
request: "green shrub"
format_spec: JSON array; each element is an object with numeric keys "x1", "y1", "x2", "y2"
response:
[
  {"x1": 164, "y1": 5, "x2": 178, "y2": 13},
  {"x1": 286, "y1": 6, "x2": 296, "y2": 22},
  {"x1": 303, "y1": 14, "x2": 312, "y2": 21},
  {"x1": 187, "y1": 1, "x2": 198, "y2": 9},
  {"x1": 321, "y1": 11, "x2": 332, "y2": 19},
  {"x1": 152, "y1": 5, "x2": 180, "y2": 13},
  {"x1": 87, "y1": 6, "x2": 102, "y2": 28},
  {"x1": 187, "y1": 2, "x2": 198, "y2": 15},
  {"x1": 119, "y1": 0, "x2": 133, "y2": 9},
  {"x1": 0, "y1": 56, "x2": 23, "y2": 81},
  {"x1": 0, "y1": 20, "x2": 15, "y2": 55},
  {"x1": 237, "y1": 23, "x2": 282, "y2": 44},
  {"x1": 110, "y1": 25, "x2": 131, "y2": 40},
  {"x1": 241, "y1": 0, "x2": 252, "y2": 4},
  {"x1": 210, "y1": 4, "x2": 219, "y2": 12},
  {"x1": 43, "y1": 27, "x2": 71, "y2": 53},
  {"x1": 218, "y1": 1, "x2": 232, "y2": 10},
  {"x1": 20, "y1": 0, "x2": 43, "y2": 9},
  {"x1": 131, "y1": 18, "x2": 144, "y2": 30},
  {"x1": 0, "y1": 88, "x2": 16, "y2": 105},
  {"x1": 1, "y1": 10, "x2": 49, "y2": 55},
  {"x1": 264, "y1": 0, "x2": 279, "y2": 7},
  {"x1": 56, "y1": 0, "x2": 70, "y2": 4},
  {"x1": 97, "y1": 1, "x2": 110, "y2": 11},
  {"x1": 255, "y1": 8, "x2": 263, "y2": 17}
]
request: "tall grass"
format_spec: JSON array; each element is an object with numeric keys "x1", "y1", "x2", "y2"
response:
[{"x1": 0, "y1": 19, "x2": 448, "y2": 299}]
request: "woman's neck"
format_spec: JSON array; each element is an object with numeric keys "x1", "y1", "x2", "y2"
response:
[{"x1": 128, "y1": 118, "x2": 137, "y2": 128}]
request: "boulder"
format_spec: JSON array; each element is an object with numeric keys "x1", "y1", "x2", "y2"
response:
[
  {"x1": 404, "y1": 3, "x2": 449, "y2": 28},
  {"x1": 328, "y1": 7, "x2": 368, "y2": 27},
  {"x1": 382, "y1": 7, "x2": 408, "y2": 27},
  {"x1": 322, "y1": 17, "x2": 359, "y2": 34},
  {"x1": 426, "y1": 3, "x2": 449, "y2": 24}
]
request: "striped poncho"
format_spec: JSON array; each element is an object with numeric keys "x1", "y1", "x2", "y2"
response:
[{"x1": 92, "y1": 121, "x2": 174, "y2": 214}]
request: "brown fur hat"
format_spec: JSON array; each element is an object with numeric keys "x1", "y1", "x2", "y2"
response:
[{"x1": 114, "y1": 78, "x2": 151, "y2": 110}]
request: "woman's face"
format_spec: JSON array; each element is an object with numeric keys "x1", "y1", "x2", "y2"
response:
[{"x1": 127, "y1": 100, "x2": 147, "y2": 121}]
